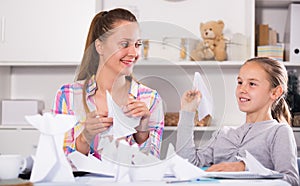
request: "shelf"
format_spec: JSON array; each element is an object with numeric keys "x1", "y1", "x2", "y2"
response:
[
  {"x1": 1, "y1": 125, "x2": 299, "y2": 133},
  {"x1": 0, "y1": 61, "x2": 80, "y2": 67},
  {"x1": 1, "y1": 60, "x2": 300, "y2": 67},
  {"x1": 293, "y1": 127, "x2": 300, "y2": 132},
  {"x1": 255, "y1": 0, "x2": 298, "y2": 8},
  {"x1": 164, "y1": 126, "x2": 219, "y2": 131},
  {"x1": 136, "y1": 60, "x2": 245, "y2": 67},
  {"x1": 0, "y1": 125, "x2": 36, "y2": 130},
  {"x1": 138, "y1": 60, "x2": 300, "y2": 67},
  {"x1": 164, "y1": 126, "x2": 300, "y2": 132}
]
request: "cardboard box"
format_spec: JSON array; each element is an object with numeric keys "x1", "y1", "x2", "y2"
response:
[
  {"x1": 256, "y1": 24, "x2": 269, "y2": 46},
  {"x1": 1, "y1": 100, "x2": 44, "y2": 125}
]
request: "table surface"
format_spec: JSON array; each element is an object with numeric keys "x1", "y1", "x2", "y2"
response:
[{"x1": 33, "y1": 177, "x2": 290, "y2": 186}]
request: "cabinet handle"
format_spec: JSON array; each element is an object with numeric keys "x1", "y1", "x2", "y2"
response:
[{"x1": 1, "y1": 17, "x2": 5, "y2": 43}]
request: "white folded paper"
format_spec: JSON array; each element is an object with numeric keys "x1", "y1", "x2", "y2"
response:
[
  {"x1": 193, "y1": 72, "x2": 213, "y2": 121},
  {"x1": 236, "y1": 150, "x2": 280, "y2": 175},
  {"x1": 25, "y1": 113, "x2": 77, "y2": 183},
  {"x1": 69, "y1": 138, "x2": 205, "y2": 182},
  {"x1": 68, "y1": 151, "x2": 115, "y2": 177},
  {"x1": 104, "y1": 91, "x2": 141, "y2": 139},
  {"x1": 165, "y1": 144, "x2": 205, "y2": 180}
]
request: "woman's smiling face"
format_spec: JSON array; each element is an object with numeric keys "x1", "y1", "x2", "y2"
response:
[{"x1": 99, "y1": 21, "x2": 142, "y2": 77}]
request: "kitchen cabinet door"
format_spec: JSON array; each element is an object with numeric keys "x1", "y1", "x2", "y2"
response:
[
  {"x1": 0, "y1": 0, "x2": 95, "y2": 62},
  {"x1": 0, "y1": 128, "x2": 39, "y2": 156}
]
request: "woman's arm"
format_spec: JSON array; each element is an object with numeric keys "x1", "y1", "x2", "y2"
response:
[
  {"x1": 125, "y1": 92, "x2": 164, "y2": 158},
  {"x1": 51, "y1": 85, "x2": 79, "y2": 155}
]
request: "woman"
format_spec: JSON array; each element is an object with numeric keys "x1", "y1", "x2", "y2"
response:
[
  {"x1": 176, "y1": 57, "x2": 299, "y2": 186},
  {"x1": 52, "y1": 8, "x2": 164, "y2": 159}
]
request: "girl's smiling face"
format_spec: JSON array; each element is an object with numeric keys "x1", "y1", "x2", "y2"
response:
[
  {"x1": 98, "y1": 21, "x2": 142, "y2": 76},
  {"x1": 235, "y1": 62, "x2": 275, "y2": 116}
]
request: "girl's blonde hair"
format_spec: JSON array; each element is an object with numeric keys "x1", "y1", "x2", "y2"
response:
[{"x1": 244, "y1": 57, "x2": 291, "y2": 124}]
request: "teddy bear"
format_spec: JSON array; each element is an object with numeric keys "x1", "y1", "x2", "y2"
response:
[{"x1": 190, "y1": 20, "x2": 227, "y2": 61}]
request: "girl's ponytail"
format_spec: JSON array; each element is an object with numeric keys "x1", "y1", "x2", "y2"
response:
[{"x1": 272, "y1": 97, "x2": 291, "y2": 125}]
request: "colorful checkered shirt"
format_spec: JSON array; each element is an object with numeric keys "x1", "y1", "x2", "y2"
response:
[{"x1": 51, "y1": 76, "x2": 164, "y2": 158}]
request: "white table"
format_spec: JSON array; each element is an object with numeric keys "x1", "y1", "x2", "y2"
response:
[{"x1": 34, "y1": 177, "x2": 290, "y2": 186}]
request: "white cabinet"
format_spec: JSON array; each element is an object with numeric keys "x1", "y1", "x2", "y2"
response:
[
  {"x1": 0, "y1": 126, "x2": 39, "y2": 156},
  {"x1": 101, "y1": 0, "x2": 255, "y2": 61},
  {"x1": 0, "y1": 0, "x2": 95, "y2": 62}
]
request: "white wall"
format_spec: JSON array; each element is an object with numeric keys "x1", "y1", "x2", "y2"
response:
[
  {"x1": 10, "y1": 66, "x2": 76, "y2": 112},
  {"x1": 134, "y1": 65, "x2": 245, "y2": 127}
]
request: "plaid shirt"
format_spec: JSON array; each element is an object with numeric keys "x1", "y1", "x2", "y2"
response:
[{"x1": 52, "y1": 75, "x2": 164, "y2": 158}]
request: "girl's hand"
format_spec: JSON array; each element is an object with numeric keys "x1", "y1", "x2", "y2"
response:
[
  {"x1": 206, "y1": 161, "x2": 246, "y2": 172},
  {"x1": 81, "y1": 110, "x2": 113, "y2": 144},
  {"x1": 181, "y1": 90, "x2": 202, "y2": 112},
  {"x1": 123, "y1": 96, "x2": 150, "y2": 132}
]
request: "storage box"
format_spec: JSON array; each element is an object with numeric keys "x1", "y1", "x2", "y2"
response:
[
  {"x1": 227, "y1": 33, "x2": 248, "y2": 61},
  {"x1": 257, "y1": 44, "x2": 284, "y2": 61},
  {"x1": 1, "y1": 100, "x2": 44, "y2": 125},
  {"x1": 256, "y1": 24, "x2": 269, "y2": 46}
]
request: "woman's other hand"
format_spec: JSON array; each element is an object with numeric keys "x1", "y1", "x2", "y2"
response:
[
  {"x1": 181, "y1": 90, "x2": 202, "y2": 112},
  {"x1": 123, "y1": 95, "x2": 150, "y2": 144},
  {"x1": 123, "y1": 96, "x2": 150, "y2": 131},
  {"x1": 81, "y1": 110, "x2": 113, "y2": 144}
]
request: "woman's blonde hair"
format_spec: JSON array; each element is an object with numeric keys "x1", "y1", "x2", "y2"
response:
[{"x1": 244, "y1": 57, "x2": 291, "y2": 124}]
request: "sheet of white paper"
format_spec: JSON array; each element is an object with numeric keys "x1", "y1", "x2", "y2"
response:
[
  {"x1": 68, "y1": 151, "x2": 115, "y2": 176},
  {"x1": 116, "y1": 140, "x2": 136, "y2": 166},
  {"x1": 236, "y1": 150, "x2": 279, "y2": 175},
  {"x1": 99, "y1": 138, "x2": 166, "y2": 182},
  {"x1": 25, "y1": 113, "x2": 76, "y2": 183},
  {"x1": 193, "y1": 72, "x2": 213, "y2": 121},
  {"x1": 167, "y1": 144, "x2": 205, "y2": 180},
  {"x1": 25, "y1": 113, "x2": 77, "y2": 135},
  {"x1": 129, "y1": 162, "x2": 167, "y2": 181},
  {"x1": 105, "y1": 91, "x2": 140, "y2": 139},
  {"x1": 131, "y1": 150, "x2": 166, "y2": 181},
  {"x1": 30, "y1": 135, "x2": 57, "y2": 182}
]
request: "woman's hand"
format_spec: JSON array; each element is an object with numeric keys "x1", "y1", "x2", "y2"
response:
[
  {"x1": 123, "y1": 95, "x2": 150, "y2": 144},
  {"x1": 123, "y1": 96, "x2": 150, "y2": 131},
  {"x1": 206, "y1": 161, "x2": 246, "y2": 172},
  {"x1": 81, "y1": 111, "x2": 113, "y2": 144},
  {"x1": 181, "y1": 90, "x2": 202, "y2": 112}
]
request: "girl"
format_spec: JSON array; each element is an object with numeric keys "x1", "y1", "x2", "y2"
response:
[
  {"x1": 52, "y1": 8, "x2": 164, "y2": 159},
  {"x1": 176, "y1": 57, "x2": 299, "y2": 186}
]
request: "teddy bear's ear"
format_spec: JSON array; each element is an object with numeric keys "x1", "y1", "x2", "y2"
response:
[
  {"x1": 200, "y1": 22, "x2": 204, "y2": 29},
  {"x1": 217, "y1": 20, "x2": 224, "y2": 29}
]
